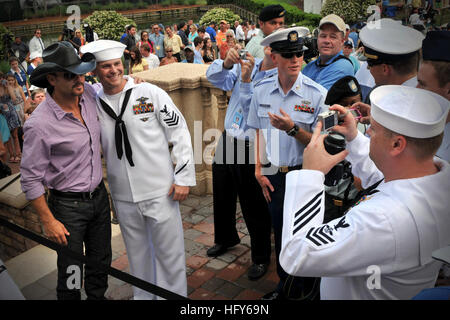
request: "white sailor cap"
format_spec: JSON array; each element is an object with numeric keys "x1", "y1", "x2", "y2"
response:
[
  {"x1": 360, "y1": 18, "x2": 424, "y2": 64},
  {"x1": 260, "y1": 27, "x2": 309, "y2": 53},
  {"x1": 370, "y1": 85, "x2": 449, "y2": 139},
  {"x1": 80, "y1": 40, "x2": 126, "y2": 62},
  {"x1": 29, "y1": 51, "x2": 41, "y2": 60}
]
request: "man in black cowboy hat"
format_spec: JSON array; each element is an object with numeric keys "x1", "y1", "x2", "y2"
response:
[{"x1": 20, "y1": 41, "x2": 112, "y2": 300}]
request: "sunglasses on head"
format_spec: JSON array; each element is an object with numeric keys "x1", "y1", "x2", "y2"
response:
[{"x1": 275, "y1": 51, "x2": 303, "y2": 59}]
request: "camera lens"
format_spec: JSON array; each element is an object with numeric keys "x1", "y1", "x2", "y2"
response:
[{"x1": 324, "y1": 131, "x2": 346, "y2": 155}]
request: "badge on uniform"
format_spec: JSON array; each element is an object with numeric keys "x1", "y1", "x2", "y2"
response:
[
  {"x1": 232, "y1": 110, "x2": 243, "y2": 129},
  {"x1": 294, "y1": 101, "x2": 315, "y2": 114},
  {"x1": 133, "y1": 97, "x2": 154, "y2": 115}
]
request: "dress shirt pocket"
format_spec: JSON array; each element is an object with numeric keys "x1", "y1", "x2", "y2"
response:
[
  {"x1": 291, "y1": 111, "x2": 315, "y2": 125},
  {"x1": 257, "y1": 103, "x2": 271, "y2": 118}
]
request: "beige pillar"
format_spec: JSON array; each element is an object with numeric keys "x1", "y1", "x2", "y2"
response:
[{"x1": 135, "y1": 63, "x2": 228, "y2": 195}]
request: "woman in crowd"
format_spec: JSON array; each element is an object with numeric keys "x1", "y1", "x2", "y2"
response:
[
  {"x1": 0, "y1": 74, "x2": 21, "y2": 163},
  {"x1": 202, "y1": 38, "x2": 216, "y2": 64},
  {"x1": 188, "y1": 24, "x2": 199, "y2": 46},
  {"x1": 138, "y1": 31, "x2": 154, "y2": 53},
  {"x1": 219, "y1": 30, "x2": 237, "y2": 60},
  {"x1": 6, "y1": 74, "x2": 26, "y2": 126},
  {"x1": 129, "y1": 46, "x2": 149, "y2": 74},
  {"x1": 164, "y1": 26, "x2": 184, "y2": 62},
  {"x1": 160, "y1": 46, "x2": 178, "y2": 66}
]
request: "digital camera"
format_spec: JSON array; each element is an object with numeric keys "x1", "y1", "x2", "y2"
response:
[{"x1": 318, "y1": 110, "x2": 338, "y2": 132}]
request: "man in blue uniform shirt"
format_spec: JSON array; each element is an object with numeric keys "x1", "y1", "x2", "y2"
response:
[
  {"x1": 303, "y1": 14, "x2": 354, "y2": 90},
  {"x1": 247, "y1": 27, "x2": 328, "y2": 300},
  {"x1": 205, "y1": 44, "x2": 276, "y2": 280}
]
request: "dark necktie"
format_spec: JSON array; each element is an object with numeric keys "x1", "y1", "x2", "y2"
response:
[{"x1": 99, "y1": 88, "x2": 134, "y2": 167}]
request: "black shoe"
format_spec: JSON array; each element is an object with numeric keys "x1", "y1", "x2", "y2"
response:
[
  {"x1": 248, "y1": 263, "x2": 268, "y2": 281},
  {"x1": 207, "y1": 243, "x2": 237, "y2": 257},
  {"x1": 261, "y1": 290, "x2": 284, "y2": 300}
]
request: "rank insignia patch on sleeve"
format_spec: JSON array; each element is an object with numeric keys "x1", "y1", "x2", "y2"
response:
[{"x1": 160, "y1": 104, "x2": 180, "y2": 127}]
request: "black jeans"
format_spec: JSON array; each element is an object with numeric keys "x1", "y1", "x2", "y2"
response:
[
  {"x1": 48, "y1": 182, "x2": 112, "y2": 300},
  {"x1": 212, "y1": 132, "x2": 272, "y2": 264},
  {"x1": 267, "y1": 172, "x2": 319, "y2": 300}
]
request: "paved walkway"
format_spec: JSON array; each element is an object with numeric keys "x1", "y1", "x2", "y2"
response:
[{"x1": 8, "y1": 193, "x2": 278, "y2": 300}]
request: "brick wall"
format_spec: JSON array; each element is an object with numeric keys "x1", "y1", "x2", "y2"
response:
[{"x1": 0, "y1": 203, "x2": 42, "y2": 261}]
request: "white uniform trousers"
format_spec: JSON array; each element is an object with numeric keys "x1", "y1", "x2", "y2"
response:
[{"x1": 114, "y1": 195, "x2": 187, "y2": 300}]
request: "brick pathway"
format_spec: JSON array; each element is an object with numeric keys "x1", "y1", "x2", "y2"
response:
[{"x1": 105, "y1": 193, "x2": 278, "y2": 300}]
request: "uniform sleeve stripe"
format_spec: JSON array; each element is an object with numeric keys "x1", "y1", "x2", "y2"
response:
[
  {"x1": 304, "y1": 227, "x2": 321, "y2": 246},
  {"x1": 293, "y1": 196, "x2": 321, "y2": 228},
  {"x1": 294, "y1": 191, "x2": 323, "y2": 218},
  {"x1": 313, "y1": 227, "x2": 328, "y2": 244},
  {"x1": 293, "y1": 206, "x2": 320, "y2": 235},
  {"x1": 175, "y1": 160, "x2": 188, "y2": 175}
]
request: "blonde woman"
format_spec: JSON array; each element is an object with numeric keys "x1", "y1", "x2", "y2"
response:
[
  {"x1": 188, "y1": 24, "x2": 198, "y2": 45},
  {"x1": 6, "y1": 74, "x2": 26, "y2": 126}
]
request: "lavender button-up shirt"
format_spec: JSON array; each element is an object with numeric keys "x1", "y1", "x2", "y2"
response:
[{"x1": 20, "y1": 83, "x2": 103, "y2": 201}]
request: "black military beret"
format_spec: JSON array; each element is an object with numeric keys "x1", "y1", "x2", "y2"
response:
[
  {"x1": 259, "y1": 4, "x2": 286, "y2": 22},
  {"x1": 422, "y1": 30, "x2": 450, "y2": 62},
  {"x1": 325, "y1": 76, "x2": 362, "y2": 105}
]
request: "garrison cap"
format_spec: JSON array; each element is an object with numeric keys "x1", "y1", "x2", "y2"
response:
[
  {"x1": 422, "y1": 31, "x2": 450, "y2": 62},
  {"x1": 360, "y1": 18, "x2": 424, "y2": 64},
  {"x1": 259, "y1": 4, "x2": 286, "y2": 22},
  {"x1": 80, "y1": 40, "x2": 125, "y2": 62},
  {"x1": 325, "y1": 76, "x2": 361, "y2": 105},
  {"x1": 370, "y1": 85, "x2": 449, "y2": 139},
  {"x1": 260, "y1": 27, "x2": 309, "y2": 53}
]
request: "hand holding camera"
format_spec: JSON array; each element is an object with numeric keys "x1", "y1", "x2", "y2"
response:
[
  {"x1": 323, "y1": 105, "x2": 359, "y2": 142},
  {"x1": 240, "y1": 52, "x2": 255, "y2": 83},
  {"x1": 303, "y1": 121, "x2": 349, "y2": 176}
]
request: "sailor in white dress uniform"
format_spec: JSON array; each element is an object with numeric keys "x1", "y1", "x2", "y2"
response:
[
  {"x1": 81, "y1": 40, "x2": 196, "y2": 300},
  {"x1": 280, "y1": 85, "x2": 450, "y2": 299}
]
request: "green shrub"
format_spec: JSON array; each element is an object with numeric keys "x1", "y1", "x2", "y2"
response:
[
  {"x1": 83, "y1": 10, "x2": 136, "y2": 41},
  {"x1": 206, "y1": 0, "x2": 321, "y2": 27},
  {"x1": 321, "y1": 0, "x2": 376, "y2": 25},
  {"x1": 0, "y1": 24, "x2": 12, "y2": 62},
  {"x1": 199, "y1": 8, "x2": 241, "y2": 26}
]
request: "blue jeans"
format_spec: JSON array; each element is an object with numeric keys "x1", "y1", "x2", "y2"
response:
[{"x1": 48, "y1": 182, "x2": 112, "y2": 300}]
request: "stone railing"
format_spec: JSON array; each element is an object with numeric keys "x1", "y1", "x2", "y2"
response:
[
  {"x1": 0, "y1": 174, "x2": 42, "y2": 261},
  {"x1": 134, "y1": 62, "x2": 228, "y2": 196}
]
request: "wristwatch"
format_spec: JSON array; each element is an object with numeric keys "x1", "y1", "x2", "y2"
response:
[{"x1": 286, "y1": 124, "x2": 299, "y2": 137}]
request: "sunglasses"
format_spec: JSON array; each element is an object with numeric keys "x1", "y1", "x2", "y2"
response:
[
  {"x1": 166, "y1": 50, "x2": 173, "y2": 52},
  {"x1": 275, "y1": 51, "x2": 303, "y2": 59},
  {"x1": 61, "y1": 72, "x2": 82, "y2": 80}
]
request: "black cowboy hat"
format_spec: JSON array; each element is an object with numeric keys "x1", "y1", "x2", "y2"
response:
[{"x1": 30, "y1": 41, "x2": 96, "y2": 88}]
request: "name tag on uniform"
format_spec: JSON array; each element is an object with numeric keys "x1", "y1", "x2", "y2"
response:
[
  {"x1": 259, "y1": 104, "x2": 270, "y2": 108},
  {"x1": 232, "y1": 110, "x2": 243, "y2": 129}
]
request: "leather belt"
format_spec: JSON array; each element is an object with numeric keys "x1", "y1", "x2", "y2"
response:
[
  {"x1": 49, "y1": 181, "x2": 104, "y2": 201},
  {"x1": 263, "y1": 163, "x2": 302, "y2": 173}
]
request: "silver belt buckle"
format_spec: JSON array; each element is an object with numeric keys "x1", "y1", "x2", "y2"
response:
[{"x1": 89, "y1": 191, "x2": 94, "y2": 199}]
